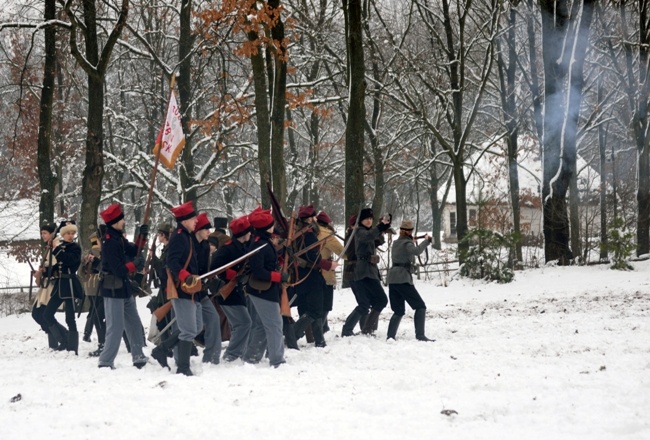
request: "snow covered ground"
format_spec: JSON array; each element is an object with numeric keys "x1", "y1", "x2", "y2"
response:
[{"x1": 0, "y1": 261, "x2": 649, "y2": 440}]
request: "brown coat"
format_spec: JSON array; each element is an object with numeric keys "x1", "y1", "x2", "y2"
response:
[{"x1": 317, "y1": 227, "x2": 344, "y2": 286}]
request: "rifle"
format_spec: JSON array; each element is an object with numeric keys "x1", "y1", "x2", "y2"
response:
[
  {"x1": 217, "y1": 265, "x2": 248, "y2": 300},
  {"x1": 153, "y1": 301, "x2": 173, "y2": 321},
  {"x1": 198, "y1": 244, "x2": 268, "y2": 281},
  {"x1": 141, "y1": 234, "x2": 158, "y2": 290},
  {"x1": 280, "y1": 211, "x2": 296, "y2": 317}
]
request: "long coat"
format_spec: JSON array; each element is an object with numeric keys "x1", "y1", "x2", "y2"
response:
[
  {"x1": 317, "y1": 227, "x2": 344, "y2": 286},
  {"x1": 246, "y1": 230, "x2": 281, "y2": 303},
  {"x1": 353, "y1": 224, "x2": 390, "y2": 282},
  {"x1": 101, "y1": 225, "x2": 138, "y2": 298},
  {"x1": 166, "y1": 225, "x2": 199, "y2": 301},
  {"x1": 386, "y1": 235, "x2": 430, "y2": 285},
  {"x1": 212, "y1": 238, "x2": 249, "y2": 307},
  {"x1": 51, "y1": 240, "x2": 84, "y2": 300}
]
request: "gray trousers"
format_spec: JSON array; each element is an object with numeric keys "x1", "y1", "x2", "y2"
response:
[
  {"x1": 221, "y1": 303, "x2": 252, "y2": 360},
  {"x1": 172, "y1": 298, "x2": 203, "y2": 342},
  {"x1": 200, "y1": 296, "x2": 221, "y2": 364},
  {"x1": 244, "y1": 296, "x2": 285, "y2": 367},
  {"x1": 98, "y1": 296, "x2": 147, "y2": 367}
]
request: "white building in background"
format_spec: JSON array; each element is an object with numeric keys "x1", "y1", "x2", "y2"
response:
[{"x1": 441, "y1": 138, "x2": 602, "y2": 243}]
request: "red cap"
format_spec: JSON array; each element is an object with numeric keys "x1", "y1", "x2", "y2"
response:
[
  {"x1": 316, "y1": 211, "x2": 332, "y2": 224},
  {"x1": 298, "y1": 204, "x2": 316, "y2": 219},
  {"x1": 195, "y1": 212, "x2": 212, "y2": 231},
  {"x1": 100, "y1": 203, "x2": 124, "y2": 226},
  {"x1": 171, "y1": 201, "x2": 197, "y2": 221},
  {"x1": 230, "y1": 216, "x2": 251, "y2": 238},
  {"x1": 249, "y1": 208, "x2": 274, "y2": 230},
  {"x1": 348, "y1": 215, "x2": 357, "y2": 228}
]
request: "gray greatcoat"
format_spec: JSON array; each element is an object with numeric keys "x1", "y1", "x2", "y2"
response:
[
  {"x1": 353, "y1": 225, "x2": 384, "y2": 281},
  {"x1": 386, "y1": 236, "x2": 430, "y2": 285}
]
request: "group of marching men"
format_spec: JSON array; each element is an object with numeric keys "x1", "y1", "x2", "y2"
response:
[{"x1": 31, "y1": 200, "x2": 434, "y2": 374}]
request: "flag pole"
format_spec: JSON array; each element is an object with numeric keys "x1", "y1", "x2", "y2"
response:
[{"x1": 138, "y1": 72, "x2": 177, "y2": 254}]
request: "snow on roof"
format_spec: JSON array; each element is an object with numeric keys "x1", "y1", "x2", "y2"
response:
[{"x1": 0, "y1": 198, "x2": 41, "y2": 243}]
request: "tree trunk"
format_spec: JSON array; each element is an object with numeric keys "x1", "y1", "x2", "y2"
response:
[
  {"x1": 269, "y1": 0, "x2": 288, "y2": 210},
  {"x1": 598, "y1": 79, "x2": 608, "y2": 262},
  {"x1": 178, "y1": 0, "x2": 196, "y2": 203},
  {"x1": 496, "y1": 5, "x2": 522, "y2": 264},
  {"x1": 248, "y1": 29, "x2": 272, "y2": 209},
  {"x1": 37, "y1": 0, "x2": 57, "y2": 228},
  {"x1": 343, "y1": 0, "x2": 366, "y2": 218}
]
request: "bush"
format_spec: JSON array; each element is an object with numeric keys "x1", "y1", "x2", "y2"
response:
[
  {"x1": 458, "y1": 229, "x2": 517, "y2": 283},
  {"x1": 605, "y1": 217, "x2": 635, "y2": 271}
]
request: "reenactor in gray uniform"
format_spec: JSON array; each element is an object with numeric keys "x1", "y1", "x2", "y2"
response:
[{"x1": 386, "y1": 220, "x2": 434, "y2": 341}]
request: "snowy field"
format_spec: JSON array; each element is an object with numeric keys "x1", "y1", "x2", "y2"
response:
[{"x1": 0, "y1": 261, "x2": 649, "y2": 440}]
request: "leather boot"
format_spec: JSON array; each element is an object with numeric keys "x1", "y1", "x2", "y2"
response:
[
  {"x1": 414, "y1": 308, "x2": 434, "y2": 342},
  {"x1": 358, "y1": 314, "x2": 367, "y2": 333},
  {"x1": 312, "y1": 318, "x2": 326, "y2": 348},
  {"x1": 176, "y1": 340, "x2": 194, "y2": 376},
  {"x1": 305, "y1": 324, "x2": 315, "y2": 343},
  {"x1": 47, "y1": 333, "x2": 58, "y2": 350},
  {"x1": 88, "y1": 343, "x2": 104, "y2": 357},
  {"x1": 322, "y1": 312, "x2": 330, "y2": 334},
  {"x1": 341, "y1": 309, "x2": 362, "y2": 337},
  {"x1": 386, "y1": 314, "x2": 402, "y2": 340},
  {"x1": 48, "y1": 324, "x2": 66, "y2": 351},
  {"x1": 283, "y1": 316, "x2": 299, "y2": 350},
  {"x1": 292, "y1": 314, "x2": 314, "y2": 341},
  {"x1": 66, "y1": 330, "x2": 79, "y2": 355},
  {"x1": 361, "y1": 309, "x2": 380, "y2": 335},
  {"x1": 152, "y1": 330, "x2": 180, "y2": 370}
]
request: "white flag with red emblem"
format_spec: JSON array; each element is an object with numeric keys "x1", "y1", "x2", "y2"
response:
[{"x1": 153, "y1": 93, "x2": 186, "y2": 169}]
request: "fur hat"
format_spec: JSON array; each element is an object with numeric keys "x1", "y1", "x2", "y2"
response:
[
  {"x1": 298, "y1": 204, "x2": 316, "y2": 219},
  {"x1": 230, "y1": 216, "x2": 252, "y2": 238},
  {"x1": 316, "y1": 211, "x2": 332, "y2": 225},
  {"x1": 195, "y1": 212, "x2": 212, "y2": 232},
  {"x1": 249, "y1": 208, "x2": 274, "y2": 230},
  {"x1": 399, "y1": 220, "x2": 414, "y2": 230},
  {"x1": 359, "y1": 208, "x2": 374, "y2": 222},
  {"x1": 213, "y1": 217, "x2": 229, "y2": 233},
  {"x1": 59, "y1": 220, "x2": 77, "y2": 235},
  {"x1": 40, "y1": 223, "x2": 55, "y2": 234},
  {"x1": 100, "y1": 203, "x2": 124, "y2": 226},
  {"x1": 171, "y1": 201, "x2": 197, "y2": 222}
]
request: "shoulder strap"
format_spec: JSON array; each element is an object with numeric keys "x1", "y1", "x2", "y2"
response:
[{"x1": 183, "y1": 236, "x2": 193, "y2": 271}]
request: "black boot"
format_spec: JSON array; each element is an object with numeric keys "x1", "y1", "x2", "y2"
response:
[
  {"x1": 88, "y1": 343, "x2": 104, "y2": 357},
  {"x1": 66, "y1": 330, "x2": 79, "y2": 355},
  {"x1": 292, "y1": 314, "x2": 314, "y2": 341},
  {"x1": 283, "y1": 316, "x2": 299, "y2": 350},
  {"x1": 312, "y1": 318, "x2": 326, "y2": 348},
  {"x1": 152, "y1": 331, "x2": 180, "y2": 370},
  {"x1": 341, "y1": 309, "x2": 362, "y2": 337},
  {"x1": 361, "y1": 309, "x2": 380, "y2": 335},
  {"x1": 176, "y1": 340, "x2": 194, "y2": 376},
  {"x1": 322, "y1": 312, "x2": 330, "y2": 334},
  {"x1": 47, "y1": 333, "x2": 58, "y2": 350},
  {"x1": 358, "y1": 314, "x2": 367, "y2": 333},
  {"x1": 83, "y1": 315, "x2": 93, "y2": 342},
  {"x1": 414, "y1": 308, "x2": 434, "y2": 342},
  {"x1": 386, "y1": 314, "x2": 402, "y2": 340},
  {"x1": 48, "y1": 324, "x2": 66, "y2": 351}
]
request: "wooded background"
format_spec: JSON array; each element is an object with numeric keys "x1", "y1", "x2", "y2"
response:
[{"x1": 0, "y1": 0, "x2": 647, "y2": 264}]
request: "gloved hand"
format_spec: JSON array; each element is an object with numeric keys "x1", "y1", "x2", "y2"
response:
[
  {"x1": 139, "y1": 224, "x2": 149, "y2": 237},
  {"x1": 133, "y1": 256, "x2": 145, "y2": 271},
  {"x1": 281, "y1": 271, "x2": 289, "y2": 283}
]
